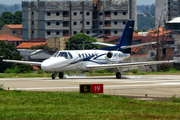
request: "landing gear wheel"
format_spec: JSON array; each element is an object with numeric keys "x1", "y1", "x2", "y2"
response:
[
  {"x1": 52, "y1": 73, "x2": 56, "y2": 79},
  {"x1": 59, "y1": 72, "x2": 64, "y2": 79},
  {"x1": 116, "y1": 72, "x2": 121, "y2": 79}
]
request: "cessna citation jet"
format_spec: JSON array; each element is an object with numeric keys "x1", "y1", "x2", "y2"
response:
[{"x1": 3, "y1": 20, "x2": 175, "y2": 79}]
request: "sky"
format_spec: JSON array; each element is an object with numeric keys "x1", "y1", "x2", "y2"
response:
[{"x1": 0, "y1": 0, "x2": 155, "y2": 5}]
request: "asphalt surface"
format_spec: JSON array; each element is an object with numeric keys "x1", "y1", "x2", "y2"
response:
[{"x1": 0, "y1": 75, "x2": 180, "y2": 98}]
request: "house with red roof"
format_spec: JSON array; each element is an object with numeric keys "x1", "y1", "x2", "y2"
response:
[
  {"x1": 0, "y1": 34, "x2": 24, "y2": 47},
  {"x1": 0, "y1": 24, "x2": 22, "y2": 39},
  {"x1": 16, "y1": 42, "x2": 47, "y2": 49}
]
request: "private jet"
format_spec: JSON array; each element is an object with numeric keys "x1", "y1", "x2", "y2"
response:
[{"x1": 3, "y1": 20, "x2": 175, "y2": 79}]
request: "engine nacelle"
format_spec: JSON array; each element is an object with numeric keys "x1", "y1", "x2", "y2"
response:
[{"x1": 105, "y1": 51, "x2": 130, "y2": 62}]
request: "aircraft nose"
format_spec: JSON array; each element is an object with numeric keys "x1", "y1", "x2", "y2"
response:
[{"x1": 41, "y1": 60, "x2": 51, "y2": 71}]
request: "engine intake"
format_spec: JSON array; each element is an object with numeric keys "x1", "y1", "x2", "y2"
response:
[{"x1": 107, "y1": 52, "x2": 113, "y2": 58}]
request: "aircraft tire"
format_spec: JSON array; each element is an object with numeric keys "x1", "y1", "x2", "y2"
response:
[
  {"x1": 52, "y1": 73, "x2": 56, "y2": 79},
  {"x1": 59, "y1": 72, "x2": 64, "y2": 79},
  {"x1": 116, "y1": 72, "x2": 121, "y2": 79}
]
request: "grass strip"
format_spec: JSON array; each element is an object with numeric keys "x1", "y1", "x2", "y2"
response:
[{"x1": 0, "y1": 91, "x2": 180, "y2": 119}]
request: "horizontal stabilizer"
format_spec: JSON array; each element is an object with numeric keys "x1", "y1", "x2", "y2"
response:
[
  {"x1": 92, "y1": 42, "x2": 116, "y2": 47},
  {"x1": 3, "y1": 59, "x2": 42, "y2": 66},
  {"x1": 121, "y1": 42, "x2": 156, "y2": 49}
]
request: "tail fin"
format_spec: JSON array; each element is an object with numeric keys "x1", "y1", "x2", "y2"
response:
[
  {"x1": 101, "y1": 20, "x2": 134, "y2": 53},
  {"x1": 117, "y1": 20, "x2": 134, "y2": 53}
]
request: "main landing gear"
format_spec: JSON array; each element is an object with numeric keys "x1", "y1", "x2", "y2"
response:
[
  {"x1": 116, "y1": 72, "x2": 121, "y2": 79},
  {"x1": 52, "y1": 72, "x2": 64, "y2": 79}
]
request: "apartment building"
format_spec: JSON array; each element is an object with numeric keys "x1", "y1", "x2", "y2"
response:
[{"x1": 22, "y1": 0, "x2": 137, "y2": 40}]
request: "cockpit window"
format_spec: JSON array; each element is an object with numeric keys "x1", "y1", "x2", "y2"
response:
[
  {"x1": 57, "y1": 52, "x2": 68, "y2": 59},
  {"x1": 68, "y1": 52, "x2": 73, "y2": 59},
  {"x1": 52, "y1": 52, "x2": 59, "y2": 57}
]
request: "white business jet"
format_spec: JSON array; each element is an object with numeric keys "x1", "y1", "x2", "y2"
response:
[{"x1": 3, "y1": 20, "x2": 175, "y2": 79}]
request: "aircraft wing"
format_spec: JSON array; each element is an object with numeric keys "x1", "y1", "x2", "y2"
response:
[
  {"x1": 86, "y1": 60, "x2": 176, "y2": 69},
  {"x1": 3, "y1": 59, "x2": 42, "y2": 66}
]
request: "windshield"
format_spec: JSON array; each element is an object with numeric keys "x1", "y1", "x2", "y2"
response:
[
  {"x1": 52, "y1": 52, "x2": 59, "y2": 57},
  {"x1": 57, "y1": 52, "x2": 68, "y2": 59}
]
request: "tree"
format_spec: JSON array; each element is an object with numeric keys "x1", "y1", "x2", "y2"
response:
[
  {"x1": 13, "y1": 11, "x2": 22, "y2": 24},
  {"x1": 0, "y1": 11, "x2": 22, "y2": 29},
  {"x1": 0, "y1": 41, "x2": 21, "y2": 72},
  {"x1": 65, "y1": 33, "x2": 98, "y2": 50},
  {"x1": 0, "y1": 41, "x2": 32, "y2": 73}
]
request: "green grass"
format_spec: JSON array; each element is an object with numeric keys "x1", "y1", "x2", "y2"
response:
[
  {"x1": 0, "y1": 90, "x2": 180, "y2": 119},
  {"x1": 0, "y1": 73, "x2": 52, "y2": 78},
  {"x1": 130, "y1": 68, "x2": 180, "y2": 75}
]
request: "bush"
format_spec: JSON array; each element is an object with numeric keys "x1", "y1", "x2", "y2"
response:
[
  {"x1": 37, "y1": 69, "x2": 44, "y2": 74},
  {"x1": 131, "y1": 69, "x2": 139, "y2": 74},
  {"x1": 170, "y1": 95, "x2": 180, "y2": 102},
  {"x1": 159, "y1": 64, "x2": 171, "y2": 72},
  {"x1": 95, "y1": 70, "x2": 109, "y2": 73}
]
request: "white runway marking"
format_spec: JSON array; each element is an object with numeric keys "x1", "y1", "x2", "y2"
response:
[{"x1": 9, "y1": 82, "x2": 180, "y2": 91}]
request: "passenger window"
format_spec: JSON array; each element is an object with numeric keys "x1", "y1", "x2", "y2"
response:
[
  {"x1": 82, "y1": 54, "x2": 84, "y2": 58},
  {"x1": 68, "y1": 52, "x2": 73, "y2": 59},
  {"x1": 85, "y1": 54, "x2": 88, "y2": 57},
  {"x1": 78, "y1": 54, "x2": 81, "y2": 58}
]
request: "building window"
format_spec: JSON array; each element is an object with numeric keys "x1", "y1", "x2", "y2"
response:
[
  {"x1": 74, "y1": 31, "x2": 77, "y2": 35},
  {"x1": 86, "y1": 12, "x2": 90, "y2": 16},
  {"x1": 99, "y1": 12, "x2": 103, "y2": 15},
  {"x1": 123, "y1": 12, "x2": 126, "y2": 15},
  {"x1": 47, "y1": 12, "x2": 51, "y2": 16},
  {"x1": 47, "y1": 31, "x2": 51, "y2": 35},
  {"x1": 114, "y1": 31, "x2": 117, "y2": 34},
  {"x1": 56, "y1": 22, "x2": 59, "y2": 25},
  {"x1": 56, "y1": 12, "x2": 59, "y2": 16},
  {"x1": 32, "y1": 21, "x2": 34, "y2": 24},
  {"x1": 114, "y1": 21, "x2": 117, "y2": 25},
  {"x1": 86, "y1": 21, "x2": 90, "y2": 25},
  {"x1": 73, "y1": 22, "x2": 77, "y2": 25},
  {"x1": 74, "y1": 12, "x2": 77, "y2": 16},
  {"x1": 80, "y1": 21, "x2": 82, "y2": 24},
  {"x1": 99, "y1": 21, "x2": 103, "y2": 25},
  {"x1": 163, "y1": 3, "x2": 166, "y2": 6},
  {"x1": 56, "y1": 31, "x2": 59, "y2": 35},
  {"x1": 32, "y1": 31, "x2": 34, "y2": 34},
  {"x1": 63, "y1": 11, "x2": 69, "y2": 17},
  {"x1": 32, "y1": 12, "x2": 34, "y2": 15},
  {"x1": 174, "y1": 3, "x2": 178, "y2": 6},
  {"x1": 63, "y1": 21, "x2": 69, "y2": 27},
  {"x1": 86, "y1": 31, "x2": 90, "y2": 34},
  {"x1": 80, "y1": 11, "x2": 82, "y2": 14},
  {"x1": 174, "y1": 9, "x2": 177, "y2": 11},
  {"x1": 47, "y1": 22, "x2": 51, "y2": 25},
  {"x1": 123, "y1": 21, "x2": 126, "y2": 25},
  {"x1": 99, "y1": 31, "x2": 103, "y2": 34},
  {"x1": 114, "y1": 12, "x2": 117, "y2": 15},
  {"x1": 12, "y1": 30, "x2": 16, "y2": 34}
]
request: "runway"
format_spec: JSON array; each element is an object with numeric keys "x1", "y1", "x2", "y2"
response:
[{"x1": 1, "y1": 75, "x2": 180, "y2": 98}]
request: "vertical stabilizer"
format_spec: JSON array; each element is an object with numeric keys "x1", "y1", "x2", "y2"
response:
[{"x1": 100, "y1": 20, "x2": 134, "y2": 53}]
